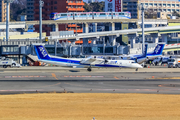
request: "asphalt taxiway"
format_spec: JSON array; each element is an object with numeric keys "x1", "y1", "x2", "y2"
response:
[{"x1": 0, "y1": 67, "x2": 180, "y2": 94}]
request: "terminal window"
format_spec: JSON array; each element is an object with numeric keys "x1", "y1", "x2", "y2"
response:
[
  {"x1": 83, "y1": 47, "x2": 103, "y2": 54},
  {"x1": 2, "y1": 47, "x2": 19, "y2": 53},
  {"x1": 105, "y1": 47, "x2": 113, "y2": 53},
  {"x1": 46, "y1": 47, "x2": 55, "y2": 54}
]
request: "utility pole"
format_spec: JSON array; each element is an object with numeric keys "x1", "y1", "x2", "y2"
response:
[
  {"x1": 39, "y1": 0, "x2": 44, "y2": 40},
  {"x1": 4, "y1": 0, "x2": 14, "y2": 41}
]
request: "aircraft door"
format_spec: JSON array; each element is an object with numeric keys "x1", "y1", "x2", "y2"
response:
[
  {"x1": 67, "y1": 60, "x2": 71, "y2": 66},
  {"x1": 119, "y1": 62, "x2": 122, "y2": 68}
]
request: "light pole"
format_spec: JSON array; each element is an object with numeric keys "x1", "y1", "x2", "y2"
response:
[
  {"x1": 141, "y1": 4, "x2": 145, "y2": 54},
  {"x1": 39, "y1": 0, "x2": 44, "y2": 40},
  {"x1": 4, "y1": 0, "x2": 14, "y2": 41}
]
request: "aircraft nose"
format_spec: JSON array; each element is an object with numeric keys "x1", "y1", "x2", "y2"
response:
[{"x1": 137, "y1": 64, "x2": 143, "y2": 68}]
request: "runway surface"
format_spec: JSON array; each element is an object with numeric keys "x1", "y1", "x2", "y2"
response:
[
  {"x1": 0, "y1": 80, "x2": 180, "y2": 94},
  {"x1": 0, "y1": 70, "x2": 180, "y2": 94}
]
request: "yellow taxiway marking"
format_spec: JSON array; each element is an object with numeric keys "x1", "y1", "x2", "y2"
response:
[
  {"x1": 114, "y1": 76, "x2": 119, "y2": 79},
  {"x1": 51, "y1": 73, "x2": 58, "y2": 80}
]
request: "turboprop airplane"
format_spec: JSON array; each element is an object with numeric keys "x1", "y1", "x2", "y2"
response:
[
  {"x1": 93, "y1": 44, "x2": 148, "y2": 64},
  {"x1": 33, "y1": 44, "x2": 143, "y2": 71},
  {"x1": 120, "y1": 44, "x2": 165, "y2": 63}
]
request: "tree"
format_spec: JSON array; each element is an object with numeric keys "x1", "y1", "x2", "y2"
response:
[
  {"x1": 172, "y1": 11, "x2": 180, "y2": 18},
  {"x1": 84, "y1": 2, "x2": 93, "y2": 12},
  {"x1": 84, "y1": 2, "x2": 105, "y2": 12},
  {"x1": 144, "y1": 8, "x2": 157, "y2": 19},
  {"x1": 10, "y1": 0, "x2": 26, "y2": 21}
]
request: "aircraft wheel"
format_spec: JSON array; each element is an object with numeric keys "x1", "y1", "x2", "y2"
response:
[
  {"x1": 3, "y1": 65, "x2": 7, "y2": 68},
  {"x1": 175, "y1": 64, "x2": 178, "y2": 68},
  {"x1": 178, "y1": 65, "x2": 180, "y2": 68},
  {"x1": 87, "y1": 68, "x2": 92, "y2": 72}
]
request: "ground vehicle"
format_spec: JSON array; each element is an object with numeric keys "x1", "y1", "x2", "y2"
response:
[
  {"x1": 50, "y1": 12, "x2": 131, "y2": 20},
  {"x1": 0, "y1": 58, "x2": 21, "y2": 68},
  {"x1": 167, "y1": 58, "x2": 180, "y2": 68},
  {"x1": 152, "y1": 57, "x2": 169, "y2": 65}
]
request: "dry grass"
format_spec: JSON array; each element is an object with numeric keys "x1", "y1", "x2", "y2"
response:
[{"x1": 0, "y1": 93, "x2": 180, "y2": 120}]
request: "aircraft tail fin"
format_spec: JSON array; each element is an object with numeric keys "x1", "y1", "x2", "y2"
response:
[
  {"x1": 142, "y1": 44, "x2": 148, "y2": 58},
  {"x1": 136, "y1": 44, "x2": 148, "y2": 59},
  {"x1": 33, "y1": 44, "x2": 51, "y2": 60},
  {"x1": 151, "y1": 44, "x2": 165, "y2": 55}
]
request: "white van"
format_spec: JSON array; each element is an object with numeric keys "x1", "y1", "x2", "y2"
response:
[
  {"x1": 0, "y1": 58, "x2": 21, "y2": 68},
  {"x1": 168, "y1": 58, "x2": 180, "y2": 68}
]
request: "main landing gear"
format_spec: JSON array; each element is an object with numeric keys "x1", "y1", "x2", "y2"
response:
[
  {"x1": 136, "y1": 68, "x2": 138, "y2": 71},
  {"x1": 87, "y1": 67, "x2": 92, "y2": 72}
]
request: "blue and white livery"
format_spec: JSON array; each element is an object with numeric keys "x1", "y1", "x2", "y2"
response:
[
  {"x1": 33, "y1": 44, "x2": 142, "y2": 71},
  {"x1": 146, "y1": 44, "x2": 165, "y2": 59},
  {"x1": 50, "y1": 12, "x2": 131, "y2": 20},
  {"x1": 129, "y1": 44, "x2": 148, "y2": 64},
  {"x1": 121, "y1": 44, "x2": 165, "y2": 63},
  {"x1": 94, "y1": 44, "x2": 148, "y2": 64}
]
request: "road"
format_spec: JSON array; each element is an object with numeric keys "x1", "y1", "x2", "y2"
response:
[{"x1": 0, "y1": 68, "x2": 180, "y2": 94}]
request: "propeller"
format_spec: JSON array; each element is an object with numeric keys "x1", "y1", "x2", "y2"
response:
[
  {"x1": 104, "y1": 59, "x2": 108, "y2": 64},
  {"x1": 135, "y1": 58, "x2": 138, "y2": 63}
]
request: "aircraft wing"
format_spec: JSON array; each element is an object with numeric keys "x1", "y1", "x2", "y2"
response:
[
  {"x1": 119, "y1": 55, "x2": 132, "y2": 60},
  {"x1": 80, "y1": 57, "x2": 105, "y2": 65}
]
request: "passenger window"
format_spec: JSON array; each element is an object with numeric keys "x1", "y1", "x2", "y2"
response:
[
  {"x1": 61, "y1": 14, "x2": 67, "y2": 16},
  {"x1": 100, "y1": 13, "x2": 106, "y2": 15}
]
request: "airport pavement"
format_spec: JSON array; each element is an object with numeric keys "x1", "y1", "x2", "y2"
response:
[
  {"x1": 0, "y1": 66, "x2": 179, "y2": 73},
  {"x1": 0, "y1": 71, "x2": 180, "y2": 81},
  {"x1": 0, "y1": 80, "x2": 180, "y2": 94},
  {"x1": 0, "y1": 67, "x2": 179, "y2": 94}
]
